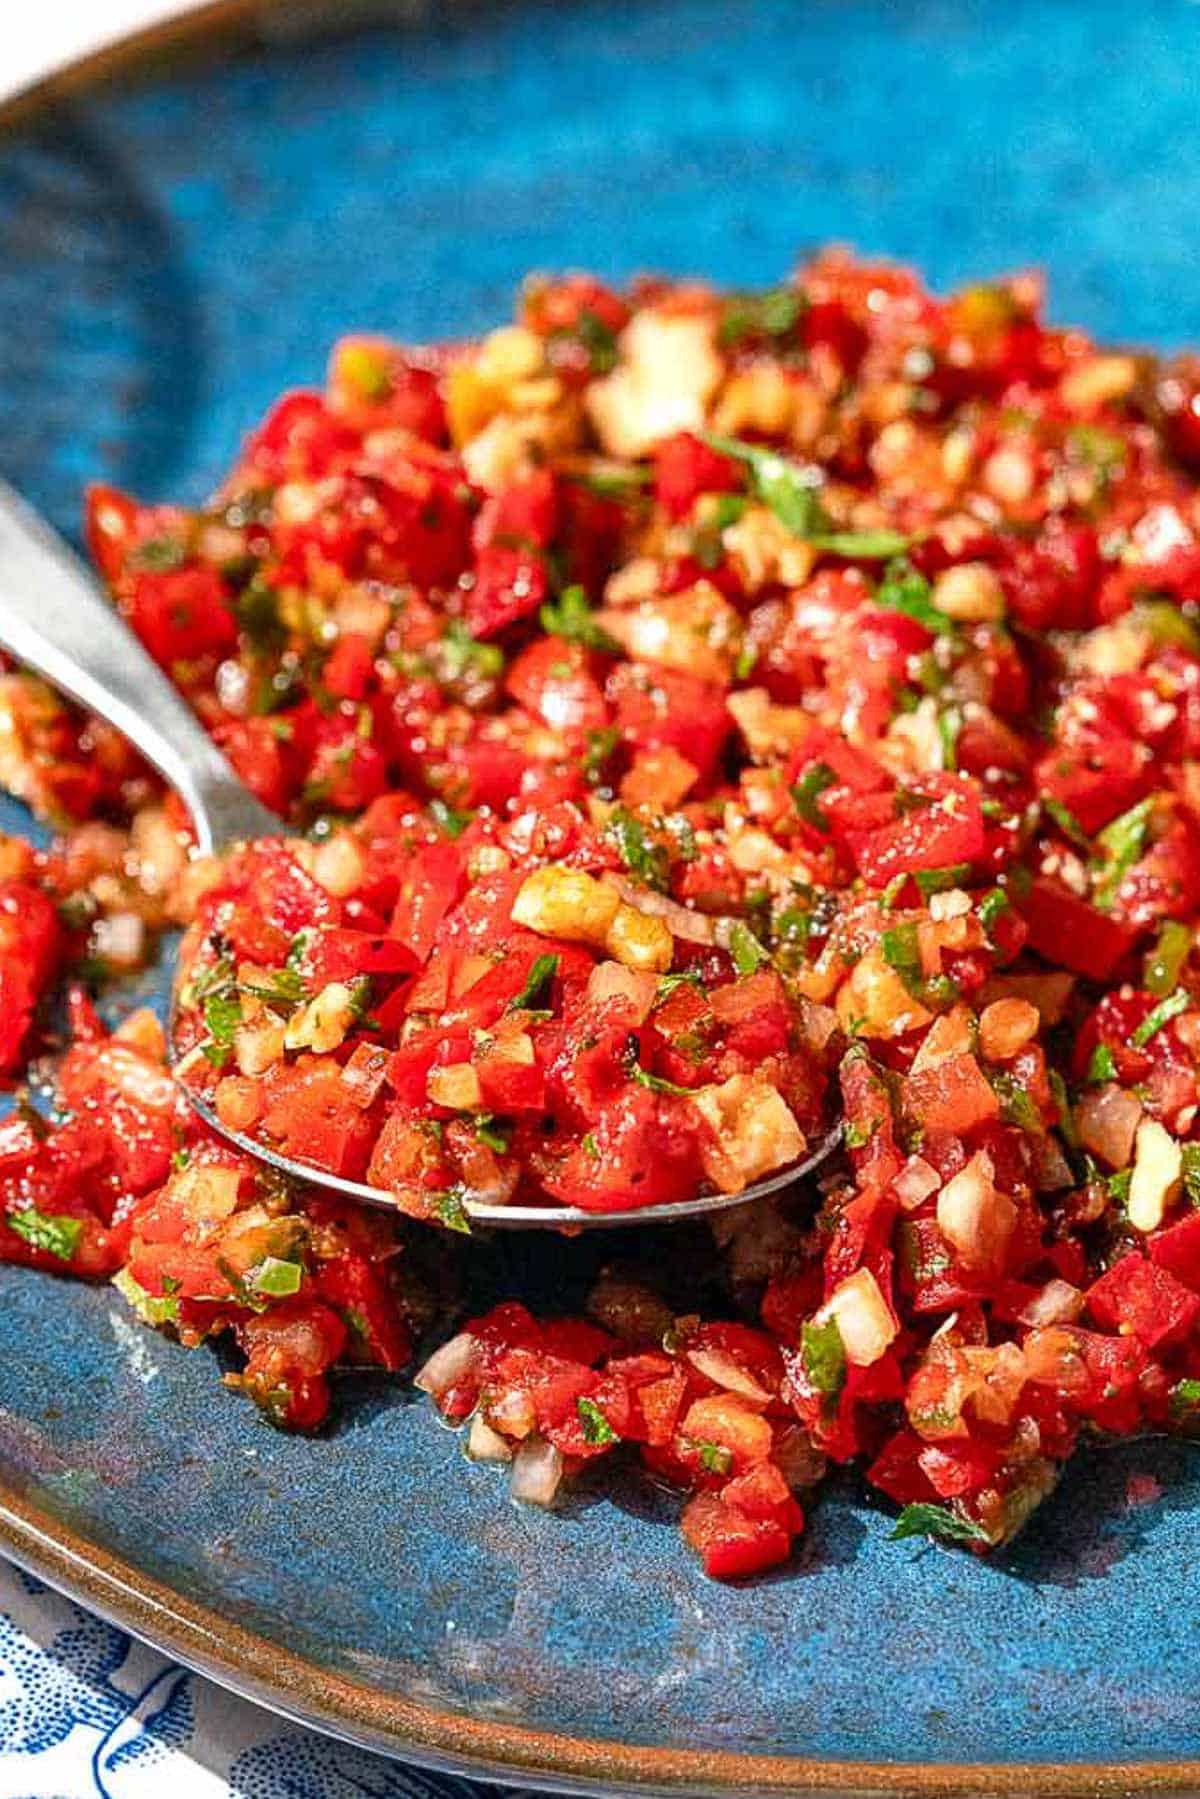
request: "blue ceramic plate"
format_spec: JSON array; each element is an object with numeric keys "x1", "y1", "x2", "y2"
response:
[{"x1": 4, "y1": 3, "x2": 1200, "y2": 1791}]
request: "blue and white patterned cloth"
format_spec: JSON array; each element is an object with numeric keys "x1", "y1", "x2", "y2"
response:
[{"x1": 0, "y1": 1560, "x2": 531, "y2": 1799}]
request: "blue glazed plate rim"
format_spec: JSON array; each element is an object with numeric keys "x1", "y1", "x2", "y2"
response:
[
  {"x1": 1, "y1": 1476, "x2": 1196, "y2": 1798},
  {"x1": 2, "y1": 5, "x2": 1198, "y2": 1792}
]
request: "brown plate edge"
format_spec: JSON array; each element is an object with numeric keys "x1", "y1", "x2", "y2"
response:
[{"x1": 2, "y1": 4, "x2": 1200, "y2": 1794}]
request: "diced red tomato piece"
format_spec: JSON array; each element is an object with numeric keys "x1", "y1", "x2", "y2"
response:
[
  {"x1": 389, "y1": 841, "x2": 466, "y2": 961},
  {"x1": 681, "y1": 1490, "x2": 797, "y2": 1580},
  {"x1": 866, "y1": 1429, "x2": 941, "y2": 1506},
  {"x1": 328, "y1": 337, "x2": 447, "y2": 442},
  {"x1": 1086, "y1": 1253, "x2": 1200, "y2": 1351},
  {"x1": 298, "y1": 928, "x2": 418, "y2": 989},
  {"x1": 505, "y1": 638, "x2": 610, "y2": 736},
  {"x1": 465, "y1": 545, "x2": 550, "y2": 639},
  {"x1": 259, "y1": 1063, "x2": 379, "y2": 1179},
  {"x1": 847, "y1": 778, "x2": 985, "y2": 888},
  {"x1": 124, "y1": 564, "x2": 237, "y2": 668},
  {"x1": 653, "y1": 433, "x2": 744, "y2": 521},
  {"x1": 1020, "y1": 879, "x2": 1139, "y2": 980},
  {"x1": 1035, "y1": 736, "x2": 1151, "y2": 837},
  {"x1": 323, "y1": 633, "x2": 378, "y2": 701},
  {"x1": 242, "y1": 390, "x2": 359, "y2": 483},
  {"x1": 543, "y1": 1089, "x2": 703, "y2": 1213},
  {"x1": 903, "y1": 1054, "x2": 999, "y2": 1138},
  {"x1": 1149, "y1": 1212, "x2": 1200, "y2": 1294},
  {"x1": 607, "y1": 664, "x2": 731, "y2": 784},
  {"x1": 0, "y1": 881, "x2": 63, "y2": 1077},
  {"x1": 473, "y1": 470, "x2": 559, "y2": 552}
]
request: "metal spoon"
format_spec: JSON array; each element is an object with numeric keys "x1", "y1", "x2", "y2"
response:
[{"x1": 0, "y1": 479, "x2": 841, "y2": 1227}]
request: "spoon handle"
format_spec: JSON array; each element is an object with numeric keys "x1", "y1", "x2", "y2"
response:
[{"x1": 0, "y1": 479, "x2": 280, "y2": 853}]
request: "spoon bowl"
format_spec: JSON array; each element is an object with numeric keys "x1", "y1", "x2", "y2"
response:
[
  {"x1": 176, "y1": 1049, "x2": 843, "y2": 1228},
  {"x1": 0, "y1": 478, "x2": 842, "y2": 1228}
]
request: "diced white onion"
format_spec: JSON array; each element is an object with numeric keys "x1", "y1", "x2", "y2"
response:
[
  {"x1": 97, "y1": 1041, "x2": 179, "y2": 1109},
  {"x1": 686, "y1": 1346, "x2": 771, "y2": 1403},
  {"x1": 92, "y1": 912, "x2": 145, "y2": 969},
  {"x1": 312, "y1": 832, "x2": 367, "y2": 898},
  {"x1": 413, "y1": 1331, "x2": 477, "y2": 1400},
  {"x1": 112, "y1": 1007, "x2": 165, "y2": 1058},
  {"x1": 894, "y1": 1155, "x2": 940, "y2": 1211},
  {"x1": 173, "y1": 1162, "x2": 241, "y2": 1226},
  {"x1": 1018, "y1": 1280, "x2": 1084, "y2": 1328},
  {"x1": 936, "y1": 1150, "x2": 1016, "y2": 1272},
  {"x1": 1128, "y1": 1117, "x2": 1184, "y2": 1233},
  {"x1": 610, "y1": 877, "x2": 716, "y2": 945},
  {"x1": 510, "y1": 1436, "x2": 563, "y2": 1507},
  {"x1": 816, "y1": 1269, "x2": 897, "y2": 1367},
  {"x1": 426, "y1": 1062, "x2": 484, "y2": 1111},
  {"x1": 215, "y1": 658, "x2": 252, "y2": 716},
  {"x1": 1076, "y1": 1084, "x2": 1143, "y2": 1170},
  {"x1": 130, "y1": 806, "x2": 188, "y2": 896},
  {"x1": 467, "y1": 1413, "x2": 512, "y2": 1463},
  {"x1": 929, "y1": 888, "x2": 971, "y2": 921},
  {"x1": 937, "y1": 1152, "x2": 995, "y2": 1255}
]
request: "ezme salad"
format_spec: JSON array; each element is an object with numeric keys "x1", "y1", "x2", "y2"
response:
[{"x1": 6, "y1": 251, "x2": 1200, "y2": 1577}]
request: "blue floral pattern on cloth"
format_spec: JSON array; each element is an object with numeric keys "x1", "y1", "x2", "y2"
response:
[{"x1": 0, "y1": 1561, "x2": 532, "y2": 1799}]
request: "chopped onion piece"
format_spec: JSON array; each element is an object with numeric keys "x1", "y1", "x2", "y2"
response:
[
  {"x1": 312, "y1": 831, "x2": 366, "y2": 898},
  {"x1": 92, "y1": 912, "x2": 145, "y2": 969},
  {"x1": 112, "y1": 1007, "x2": 166, "y2": 1058},
  {"x1": 1022, "y1": 1326, "x2": 1090, "y2": 1396},
  {"x1": 610, "y1": 877, "x2": 716, "y2": 944},
  {"x1": 413, "y1": 1331, "x2": 478, "y2": 1400},
  {"x1": 794, "y1": 997, "x2": 840, "y2": 1053},
  {"x1": 686, "y1": 1345, "x2": 771, "y2": 1403},
  {"x1": 510, "y1": 1436, "x2": 563, "y2": 1507},
  {"x1": 1019, "y1": 1280, "x2": 1084, "y2": 1328},
  {"x1": 1128, "y1": 1117, "x2": 1184, "y2": 1232},
  {"x1": 1076, "y1": 1084, "x2": 1143, "y2": 1170},
  {"x1": 937, "y1": 1150, "x2": 1015, "y2": 1272},
  {"x1": 467, "y1": 1412, "x2": 512, "y2": 1463},
  {"x1": 174, "y1": 1162, "x2": 241, "y2": 1227},
  {"x1": 894, "y1": 1155, "x2": 940, "y2": 1211},
  {"x1": 815, "y1": 1269, "x2": 897, "y2": 1367}
]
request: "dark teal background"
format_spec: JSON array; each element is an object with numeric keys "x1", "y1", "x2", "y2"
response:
[{"x1": 2, "y1": 0, "x2": 1200, "y2": 1778}]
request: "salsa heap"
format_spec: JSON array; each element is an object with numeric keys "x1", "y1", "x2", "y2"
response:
[{"x1": 7, "y1": 251, "x2": 1200, "y2": 1578}]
